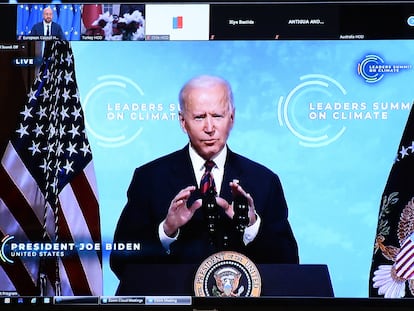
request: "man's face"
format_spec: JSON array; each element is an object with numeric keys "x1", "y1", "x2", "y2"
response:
[
  {"x1": 43, "y1": 9, "x2": 53, "y2": 23},
  {"x1": 180, "y1": 83, "x2": 234, "y2": 160}
]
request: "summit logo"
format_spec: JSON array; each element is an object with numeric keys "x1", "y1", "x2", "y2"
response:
[
  {"x1": 357, "y1": 54, "x2": 412, "y2": 83},
  {"x1": 0, "y1": 235, "x2": 14, "y2": 264}
]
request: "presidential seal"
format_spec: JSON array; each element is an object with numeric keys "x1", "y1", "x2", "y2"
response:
[{"x1": 193, "y1": 251, "x2": 261, "y2": 297}]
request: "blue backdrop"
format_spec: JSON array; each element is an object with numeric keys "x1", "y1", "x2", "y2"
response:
[
  {"x1": 17, "y1": 4, "x2": 81, "y2": 40},
  {"x1": 71, "y1": 40, "x2": 414, "y2": 297}
]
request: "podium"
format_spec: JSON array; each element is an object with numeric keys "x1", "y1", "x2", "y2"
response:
[{"x1": 115, "y1": 264, "x2": 334, "y2": 297}]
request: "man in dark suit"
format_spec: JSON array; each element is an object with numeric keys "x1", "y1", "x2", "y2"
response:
[
  {"x1": 30, "y1": 7, "x2": 65, "y2": 40},
  {"x1": 110, "y1": 75, "x2": 299, "y2": 291}
]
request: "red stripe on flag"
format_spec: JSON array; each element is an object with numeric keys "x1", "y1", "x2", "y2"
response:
[
  {"x1": 0, "y1": 165, "x2": 59, "y2": 293},
  {"x1": 56, "y1": 201, "x2": 93, "y2": 295},
  {"x1": 0, "y1": 231, "x2": 38, "y2": 295},
  {"x1": 397, "y1": 243, "x2": 414, "y2": 267},
  {"x1": 0, "y1": 165, "x2": 44, "y2": 240},
  {"x1": 396, "y1": 239, "x2": 414, "y2": 278},
  {"x1": 70, "y1": 171, "x2": 101, "y2": 248}
]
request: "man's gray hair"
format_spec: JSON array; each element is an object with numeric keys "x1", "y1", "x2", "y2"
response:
[{"x1": 178, "y1": 75, "x2": 234, "y2": 113}]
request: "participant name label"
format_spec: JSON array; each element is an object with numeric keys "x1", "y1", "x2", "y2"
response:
[{"x1": 0, "y1": 236, "x2": 140, "y2": 264}]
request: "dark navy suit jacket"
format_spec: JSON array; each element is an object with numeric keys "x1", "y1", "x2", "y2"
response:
[
  {"x1": 110, "y1": 145, "x2": 299, "y2": 280},
  {"x1": 30, "y1": 22, "x2": 65, "y2": 40}
]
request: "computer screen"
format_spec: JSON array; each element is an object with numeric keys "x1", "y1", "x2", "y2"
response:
[{"x1": 1, "y1": 1, "x2": 414, "y2": 309}]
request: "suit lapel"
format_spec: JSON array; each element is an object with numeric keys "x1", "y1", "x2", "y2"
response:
[
  {"x1": 165, "y1": 146, "x2": 246, "y2": 203},
  {"x1": 221, "y1": 149, "x2": 244, "y2": 203},
  {"x1": 169, "y1": 145, "x2": 197, "y2": 189}
]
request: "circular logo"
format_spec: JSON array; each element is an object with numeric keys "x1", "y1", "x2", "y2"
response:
[
  {"x1": 0, "y1": 235, "x2": 14, "y2": 264},
  {"x1": 82, "y1": 74, "x2": 145, "y2": 148},
  {"x1": 357, "y1": 54, "x2": 385, "y2": 83},
  {"x1": 194, "y1": 251, "x2": 261, "y2": 297},
  {"x1": 277, "y1": 74, "x2": 347, "y2": 147}
]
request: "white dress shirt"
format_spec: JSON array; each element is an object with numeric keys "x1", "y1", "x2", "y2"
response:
[
  {"x1": 43, "y1": 22, "x2": 52, "y2": 36},
  {"x1": 158, "y1": 144, "x2": 261, "y2": 251}
]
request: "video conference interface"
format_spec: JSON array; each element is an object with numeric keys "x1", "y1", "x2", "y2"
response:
[
  {"x1": 2, "y1": 1, "x2": 414, "y2": 308},
  {"x1": 0, "y1": 2, "x2": 413, "y2": 42}
]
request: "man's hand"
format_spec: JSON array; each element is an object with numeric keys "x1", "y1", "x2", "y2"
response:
[
  {"x1": 217, "y1": 180, "x2": 257, "y2": 227},
  {"x1": 163, "y1": 186, "x2": 202, "y2": 237}
]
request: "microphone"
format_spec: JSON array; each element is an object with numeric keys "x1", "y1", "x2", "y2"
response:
[
  {"x1": 233, "y1": 181, "x2": 249, "y2": 233},
  {"x1": 202, "y1": 186, "x2": 219, "y2": 236}
]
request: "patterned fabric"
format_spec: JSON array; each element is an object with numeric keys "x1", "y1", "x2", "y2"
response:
[
  {"x1": 369, "y1": 107, "x2": 414, "y2": 298},
  {"x1": 200, "y1": 160, "x2": 216, "y2": 195}
]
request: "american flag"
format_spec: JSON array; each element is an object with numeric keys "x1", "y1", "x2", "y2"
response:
[{"x1": 0, "y1": 41, "x2": 102, "y2": 296}]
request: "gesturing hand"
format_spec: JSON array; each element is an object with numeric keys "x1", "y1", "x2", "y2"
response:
[
  {"x1": 221, "y1": 180, "x2": 257, "y2": 227},
  {"x1": 163, "y1": 186, "x2": 202, "y2": 237}
]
